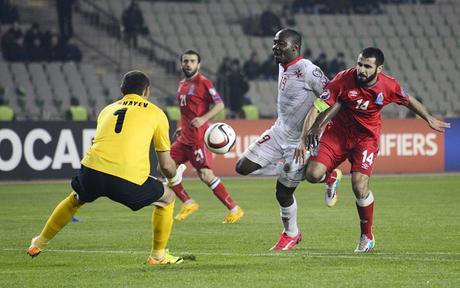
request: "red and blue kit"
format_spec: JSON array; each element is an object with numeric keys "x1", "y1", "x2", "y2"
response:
[
  {"x1": 311, "y1": 68, "x2": 410, "y2": 175},
  {"x1": 172, "y1": 73, "x2": 223, "y2": 169}
]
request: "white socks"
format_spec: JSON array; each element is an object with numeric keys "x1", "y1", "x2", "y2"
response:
[
  {"x1": 280, "y1": 197, "x2": 298, "y2": 237},
  {"x1": 356, "y1": 191, "x2": 374, "y2": 207}
]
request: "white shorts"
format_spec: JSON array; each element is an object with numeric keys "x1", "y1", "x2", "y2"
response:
[{"x1": 243, "y1": 126, "x2": 310, "y2": 188}]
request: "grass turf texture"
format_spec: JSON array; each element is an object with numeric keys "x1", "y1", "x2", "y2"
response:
[{"x1": 1, "y1": 175, "x2": 459, "y2": 287}]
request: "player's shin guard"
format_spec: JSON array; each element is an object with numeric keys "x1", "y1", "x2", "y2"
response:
[
  {"x1": 356, "y1": 191, "x2": 374, "y2": 239},
  {"x1": 209, "y1": 177, "x2": 236, "y2": 210},
  {"x1": 40, "y1": 191, "x2": 83, "y2": 241},
  {"x1": 151, "y1": 200, "x2": 175, "y2": 258},
  {"x1": 280, "y1": 197, "x2": 299, "y2": 237},
  {"x1": 171, "y1": 183, "x2": 191, "y2": 203}
]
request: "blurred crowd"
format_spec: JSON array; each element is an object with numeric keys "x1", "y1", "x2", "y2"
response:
[
  {"x1": 243, "y1": 0, "x2": 436, "y2": 37},
  {"x1": 0, "y1": 0, "x2": 19, "y2": 25},
  {"x1": 0, "y1": 0, "x2": 82, "y2": 63},
  {"x1": 1, "y1": 22, "x2": 82, "y2": 62},
  {"x1": 234, "y1": 48, "x2": 346, "y2": 81},
  {"x1": 292, "y1": 0, "x2": 435, "y2": 15}
]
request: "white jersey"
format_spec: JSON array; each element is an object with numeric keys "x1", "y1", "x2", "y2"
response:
[
  {"x1": 242, "y1": 57, "x2": 328, "y2": 187},
  {"x1": 275, "y1": 57, "x2": 328, "y2": 141}
]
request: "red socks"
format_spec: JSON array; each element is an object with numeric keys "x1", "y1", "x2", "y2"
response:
[
  {"x1": 209, "y1": 178, "x2": 236, "y2": 210},
  {"x1": 171, "y1": 183, "x2": 191, "y2": 203}
]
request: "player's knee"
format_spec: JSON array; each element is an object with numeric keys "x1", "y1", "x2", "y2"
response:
[
  {"x1": 199, "y1": 169, "x2": 215, "y2": 183},
  {"x1": 352, "y1": 181, "x2": 368, "y2": 198},
  {"x1": 235, "y1": 159, "x2": 250, "y2": 175},
  {"x1": 304, "y1": 165, "x2": 323, "y2": 183}
]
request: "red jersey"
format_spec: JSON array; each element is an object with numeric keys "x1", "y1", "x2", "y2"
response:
[
  {"x1": 176, "y1": 73, "x2": 223, "y2": 146},
  {"x1": 322, "y1": 68, "x2": 410, "y2": 140}
]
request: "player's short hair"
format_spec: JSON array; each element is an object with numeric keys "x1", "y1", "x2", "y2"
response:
[
  {"x1": 120, "y1": 70, "x2": 150, "y2": 95},
  {"x1": 280, "y1": 28, "x2": 302, "y2": 50},
  {"x1": 181, "y1": 49, "x2": 201, "y2": 63},
  {"x1": 361, "y1": 47, "x2": 385, "y2": 66}
]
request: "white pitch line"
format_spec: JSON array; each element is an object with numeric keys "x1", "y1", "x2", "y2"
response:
[{"x1": 4, "y1": 248, "x2": 460, "y2": 262}]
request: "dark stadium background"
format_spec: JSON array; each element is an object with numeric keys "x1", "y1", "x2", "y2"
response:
[{"x1": 0, "y1": 0, "x2": 459, "y2": 179}]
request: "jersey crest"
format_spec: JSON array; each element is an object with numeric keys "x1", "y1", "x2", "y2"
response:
[
  {"x1": 375, "y1": 92, "x2": 384, "y2": 105},
  {"x1": 294, "y1": 68, "x2": 303, "y2": 79},
  {"x1": 320, "y1": 89, "x2": 331, "y2": 100},
  {"x1": 187, "y1": 84, "x2": 196, "y2": 96}
]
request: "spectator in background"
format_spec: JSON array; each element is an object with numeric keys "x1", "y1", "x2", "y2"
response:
[
  {"x1": 66, "y1": 96, "x2": 88, "y2": 121},
  {"x1": 0, "y1": 0, "x2": 19, "y2": 24},
  {"x1": 292, "y1": 0, "x2": 315, "y2": 14},
  {"x1": 46, "y1": 33, "x2": 61, "y2": 61},
  {"x1": 1, "y1": 22, "x2": 22, "y2": 60},
  {"x1": 303, "y1": 47, "x2": 312, "y2": 59},
  {"x1": 24, "y1": 23, "x2": 43, "y2": 51},
  {"x1": 58, "y1": 37, "x2": 82, "y2": 62},
  {"x1": 242, "y1": 14, "x2": 262, "y2": 36},
  {"x1": 122, "y1": 0, "x2": 146, "y2": 49},
  {"x1": 56, "y1": 0, "x2": 75, "y2": 41},
  {"x1": 216, "y1": 56, "x2": 233, "y2": 105},
  {"x1": 243, "y1": 51, "x2": 260, "y2": 80},
  {"x1": 260, "y1": 55, "x2": 278, "y2": 80},
  {"x1": 0, "y1": 96, "x2": 15, "y2": 121},
  {"x1": 327, "y1": 52, "x2": 346, "y2": 79},
  {"x1": 227, "y1": 59, "x2": 249, "y2": 118},
  {"x1": 27, "y1": 36, "x2": 47, "y2": 62},
  {"x1": 260, "y1": 6, "x2": 281, "y2": 36},
  {"x1": 6, "y1": 33, "x2": 27, "y2": 62},
  {"x1": 281, "y1": 4, "x2": 296, "y2": 27},
  {"x1": 314, "y1": 52, "x2": 328, "y2": 75}
]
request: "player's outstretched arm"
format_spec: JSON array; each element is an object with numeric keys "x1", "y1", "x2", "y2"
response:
[
  {"x1": 191, "y1": 102, "x2": 225, "y2": 128},
  {"x1": 304, "y1": 102, "x2": 342, "y2": 150},
  {"x1": 407, "y1": 96, "x2": 451, "y2": 132},
  {"x1": 294, "y1": 105, "x2": 320, "y2": 164},
  {"x1": 157, "y1": 151, "x2": 177, "y2": 179}
]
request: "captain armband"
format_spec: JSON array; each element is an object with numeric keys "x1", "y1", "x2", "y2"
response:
[{"x1": 313, "y1": 99, "x2": 330, "y2": 113}]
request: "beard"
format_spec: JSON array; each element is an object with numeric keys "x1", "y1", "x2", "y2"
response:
[
  {"x1": 356, "y1": 68, "x2": 378, "y2": 85},
  {"x1": 182, "y1": 67, "x2": 198, "y2": 78}
]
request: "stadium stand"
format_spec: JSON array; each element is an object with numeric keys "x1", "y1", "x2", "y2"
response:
[{"x1": 1, "y1": 0, "x2": 459, "y2": 120}]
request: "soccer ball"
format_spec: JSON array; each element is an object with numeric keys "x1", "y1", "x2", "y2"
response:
[{"x1": 204, "y1": 122, "x2": 237, "y2": 154}]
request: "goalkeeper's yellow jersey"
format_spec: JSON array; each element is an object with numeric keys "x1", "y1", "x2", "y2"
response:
[{"x1": 81, "y1": 94, "x2": 170, "y2": 185}]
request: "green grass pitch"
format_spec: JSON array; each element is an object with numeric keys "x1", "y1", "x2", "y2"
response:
[{"x1": 1, "y1": 175, "x2": 459, "y2": 287}]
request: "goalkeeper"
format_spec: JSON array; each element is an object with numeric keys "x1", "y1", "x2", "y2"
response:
[{"x1": 27, "y1": 71, "x2": 185, "y2": 265}]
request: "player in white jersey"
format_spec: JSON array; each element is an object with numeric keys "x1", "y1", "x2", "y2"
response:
[{"x1": 235, "y1": 28, "x2": 328, "y2": 250}]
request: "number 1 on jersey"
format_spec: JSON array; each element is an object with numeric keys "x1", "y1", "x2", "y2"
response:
[{"x1": 113, "y1": 108, "x2": 128, "y2": 133}]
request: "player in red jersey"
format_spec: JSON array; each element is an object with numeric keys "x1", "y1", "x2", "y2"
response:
[
  {"x1": 299, "y1": 47, "x2": 450, "y2": 252},
  {"x1": 169, "y1": 50, "x2": 244, "y2": 223}
]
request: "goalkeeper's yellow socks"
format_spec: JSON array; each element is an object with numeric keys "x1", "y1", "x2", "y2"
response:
[
  {"x1": 151, "y1": 200, "x2": 175, "y2": 259},
  {"x1": 39, "y1": 191, "x2": 83, "y2": 243}
]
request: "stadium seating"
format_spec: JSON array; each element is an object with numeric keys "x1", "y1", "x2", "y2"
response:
[
  {"x1": 0, "y1": 60, "x2": 122, "y2": 120},
  {"x1": 119, "y1": 0, "x2": 459, "y2": 117},
  {"x1": 2, "y1": 1, "x2": 460, "y2": 119}
]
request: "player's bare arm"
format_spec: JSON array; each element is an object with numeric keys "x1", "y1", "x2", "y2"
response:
[
  {"x1": 406, "y1": 95, "x2": 451, "y2": 132},
  {"x1": 172, "y1": 127, "x2": 182, "y2": 141},
  {"x1": 157, "y1": 151, "x2": 177, "y2": 179},
  {"x1": 304, "y1": 102, "x2": 342, "y2": 149},
  {"x1": 191, "y1": 102, "x2": 224, "y2": 128},
  {"x1": 293, "y1": 105, "x2": 320, "y2": 164}
]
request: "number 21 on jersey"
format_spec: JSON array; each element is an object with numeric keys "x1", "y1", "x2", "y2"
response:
[{"x1": 179, "y1": 94, "x2": 187, "y2": 106}]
